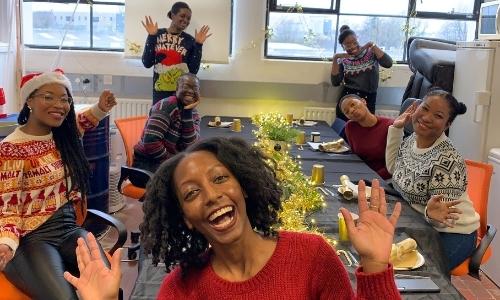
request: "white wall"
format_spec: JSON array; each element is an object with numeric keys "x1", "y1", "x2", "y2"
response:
[
  {"x1": 0, "y1": 0, "x2": 18, "y2": 114},
  {"x1": 19, "y1": 0, "x2": 411, "y2": 115}
]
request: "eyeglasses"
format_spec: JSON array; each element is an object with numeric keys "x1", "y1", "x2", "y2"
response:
[{"x1": 32, "y1": 93, "x2": 73, "y2": 105}]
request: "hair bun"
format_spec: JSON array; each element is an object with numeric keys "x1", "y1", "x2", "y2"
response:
[
  {"x1": 457, "y1": 102, "x2": 467, "y2": 115},
  {"x1": 340, "y1": 25, "x2": 350, "y2": 33},
  {"x1": 167, "y1": 11, "x2": 172, "y2": 19}
]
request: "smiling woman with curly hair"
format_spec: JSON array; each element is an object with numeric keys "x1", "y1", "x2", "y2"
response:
[{"x1": 64, "y1": 137, "x2": 401, "y2": 299}]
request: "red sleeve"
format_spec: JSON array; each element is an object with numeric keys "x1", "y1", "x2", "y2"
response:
[{"x1": 311, "y1": 237, "x2": 400, "y2": 299}]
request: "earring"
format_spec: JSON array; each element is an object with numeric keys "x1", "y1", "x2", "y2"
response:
[{"x1": 27, "y1": 106, "x2": 32, "y2": 113}]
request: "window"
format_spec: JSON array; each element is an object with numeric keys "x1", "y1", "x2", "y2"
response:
[
  {"x1": 266, "y1": 0, "x2": 480, "y2": 62},
  {"x1": 22, "y1": 0, "x2": 125, "y2": 51}
]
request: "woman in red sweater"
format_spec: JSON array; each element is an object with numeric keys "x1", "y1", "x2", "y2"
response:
[
  {"x1": 340, "y1": 94, "x2": 394, "y2": 180},
  {"x1": 66, "y1": 137, "x2": 402, "y2": 299}
]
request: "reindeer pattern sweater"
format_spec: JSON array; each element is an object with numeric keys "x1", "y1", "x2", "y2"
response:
[
  {"x1": 158, "y1": 231, "x2": 400, "y2": 300},
  {"x1": 0, "y1": 104, "x2": 106, "y2": 253}
]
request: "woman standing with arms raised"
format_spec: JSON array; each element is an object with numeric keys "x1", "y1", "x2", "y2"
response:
[
  {"x1": 142, "y1": 1, "x2": 212, "y2": 105},
  {"x1": 332, "y1": 25, "x2": 393, "y2": 121}
]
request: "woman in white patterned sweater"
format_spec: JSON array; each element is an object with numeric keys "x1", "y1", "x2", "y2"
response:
[
  {"x1": 0, "y1": 69, "x2": 117, "y2": 299},
  {"x1": 386, "y1": 89, "x2": 479, "y2": 271}
]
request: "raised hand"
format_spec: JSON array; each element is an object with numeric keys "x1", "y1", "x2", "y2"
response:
[
  {"x1": 341, "y1": 179, "x2": 402, "y2": 273},
  {"x1": 426, "y1": 195, "x2": 462, "y2": 227},
  {"x1": 141, "y1": 16, "x2": 158, "y2": 35},
  {"x1": 360, "y1": 41, "x2": 374, "y2": 51},
  {"x1": 64, "y1": 232, "x2": 122, "y2": 300},
  {"x1": 195, "y1": 25, "x2": 212, "y2": 44},
  {"x1": 334, "y1": 53, "x2": 351, "y2": 60},
  {"x1": 184, "y1": 98, "x2": 200, "y2": 110},
  {"x1": 98, "y1": 90, "x2": 117, "y2": 113},
  {"x1": 0, "y1": 244, "x2": 13, "y2": 272},
  {"x1": 393, "y1": 102, "x2": 417, "y2": 129}
]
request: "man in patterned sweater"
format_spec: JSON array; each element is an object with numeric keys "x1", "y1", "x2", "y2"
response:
[{"x1": 132, "y1": 73, "x2": 200, "y2": 176}]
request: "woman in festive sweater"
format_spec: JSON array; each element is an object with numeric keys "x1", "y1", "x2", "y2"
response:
[
  {"x1": 0, "y1": 69, "x2": 117, "y2": 299},
  {"x1": 66, "y1": 137, "x2": 402, "y2": 299},
  {"x1": 386, "y1": 89, "x2": 480, "y2": 271},
  {"x1": 331, "y1": 25, "x2": 393, "y2": 121},
  {"x1": 340, "y1": 94, "x2": 393, "y2": 180},
  {"x1": 142, "y1": 1, "x2": 212, "y2": 104}
]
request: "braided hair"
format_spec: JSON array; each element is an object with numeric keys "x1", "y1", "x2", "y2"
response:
[
  {"x1": 18, "y1": 88, "x2": 90, "y2": 203},
  {"x1": 140, "y1": 137, "x2": 282, "y2": 275}
]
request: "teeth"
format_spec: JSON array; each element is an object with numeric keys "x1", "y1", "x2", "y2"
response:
[{"x1": 208, "y1": 206, "x2": 233, "y2": 222}]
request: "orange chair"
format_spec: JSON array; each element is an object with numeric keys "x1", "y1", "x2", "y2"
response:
[
  {"x1": 0, "y1": 209, "x2": 127, "y2": 300},
  {"x1": 451, "y1": 159, "x2": 497, "y2": 279},
  {"x1": 114, "y1": 116, "x2": 153, "y2": 201}
]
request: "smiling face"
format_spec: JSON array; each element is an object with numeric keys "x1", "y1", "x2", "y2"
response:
[
  {"x1": 176, "y1": 75, "x2": 200, "y2": 106},
  {"x1": 340, "y1": 96, "x2": 368, "y2": 121},
  {"x1": 174, "y1": 150, "x2": 252, "y2": 246},
  {"x1": 412, "y1": 95, "x2": 451, "y2": 143},
  {"x1": 25, "y1": 82, "x2": 72, "y2": 134},
  {"x1": 170, "y1": 8, "x2": 192, "y2": 32},
  {"x1": 341, "y1": 34, "x2": 361, "y2": 56}
]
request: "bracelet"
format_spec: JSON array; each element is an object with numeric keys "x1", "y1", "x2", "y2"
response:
[{"x1": 424, "y1": 206, "x2": 432, "y2": 223}]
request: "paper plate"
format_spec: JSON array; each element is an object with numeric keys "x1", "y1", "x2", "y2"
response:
[{"x1": 393, "y1": 251, "x2": 425, "y2": 270}]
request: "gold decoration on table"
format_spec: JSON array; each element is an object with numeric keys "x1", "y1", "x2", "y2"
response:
[{"x1": 251, "y1": 113, "x2": 334, "y2": 245}]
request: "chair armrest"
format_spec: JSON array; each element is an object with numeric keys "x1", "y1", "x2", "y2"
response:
[
  {"x1": 469, "y1": 224, "x2": 497, "y2": 278},
  {"x1": 84, "y1": 209, "x2": 128, "y2": 255},
  {"x1": 117, "y1": 166, "x2": 154, "y2": 192}
]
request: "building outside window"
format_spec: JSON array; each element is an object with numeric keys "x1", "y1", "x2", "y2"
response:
[
  {"x1": 266, "y1": 0, "x2": 479, "y2": 62},
  {"x1": 22, "y1": 0, "x2": 125, "y2": 50}
]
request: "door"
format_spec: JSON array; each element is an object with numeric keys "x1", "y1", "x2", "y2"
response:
[{"x1": 451, "y1": 47, "x2": 494, "y2": 162}]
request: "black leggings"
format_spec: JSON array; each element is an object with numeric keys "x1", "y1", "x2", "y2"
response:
[{"x1": 4, "y1": 202, "x2": 109, "y2": 300}]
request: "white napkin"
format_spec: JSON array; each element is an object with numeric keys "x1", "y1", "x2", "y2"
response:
[{"x1": 345, "y1": 181, "x2": 372, "y2": 199}]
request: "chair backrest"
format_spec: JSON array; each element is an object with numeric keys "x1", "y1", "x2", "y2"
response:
[
  {"x1": 465, "y1": 159, "x2": 494, "y2": 238},
  {"x1": 114, "y1": 116, "x2": 148, "y2": 167}
]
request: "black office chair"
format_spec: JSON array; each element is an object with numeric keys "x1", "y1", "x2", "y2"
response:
[{"x1": 331, "y1": 118, "x2": 347, "y2": 141}]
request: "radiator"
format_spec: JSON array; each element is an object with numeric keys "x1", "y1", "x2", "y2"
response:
[
  {"x1": 375, "y1": 109, "x2": 400, "y2": 119},
  {"x1": 73, "y1": 97, "x2": 151, "y2": 122},
  {"x1": 303, "y1": 107, "x2": 336, "y2": 125}
]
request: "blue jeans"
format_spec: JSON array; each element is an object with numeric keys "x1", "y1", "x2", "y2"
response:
[{"x1": 439, "y1": 230, "x2": 477, "y2": 271}]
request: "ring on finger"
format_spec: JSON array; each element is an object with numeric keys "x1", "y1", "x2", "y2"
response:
[{"x1": 369, "y1": 204, "x2": 379, "y2": 210}]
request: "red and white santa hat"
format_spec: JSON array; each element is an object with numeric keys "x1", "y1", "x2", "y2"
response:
[{"x1": 20, "y1": 68, "x2": 72, "y2": 101}]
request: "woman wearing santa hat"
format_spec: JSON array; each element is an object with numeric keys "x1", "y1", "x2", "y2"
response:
[{"x1": 0, "y1": 69, "x2": 117, "y2": 299}]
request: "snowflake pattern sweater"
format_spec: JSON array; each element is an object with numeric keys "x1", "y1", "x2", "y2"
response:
[
  {"x1": 0, "y1": 104, "x2": 107, "y2": 253},
  {"x1": 142, "y1": 29, "x2": 203, "y2": 104},
  {"x1": 386, "y1": 125, "x2": 479, "y2": 234},
  {"x1": 331, "y1": 48, "x2": 393, "y2": 94},
  {"x1": 157, "y1": 231, "x2": 400, "y2": 300}
]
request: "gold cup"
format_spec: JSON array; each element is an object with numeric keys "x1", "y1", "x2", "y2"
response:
[
  {"x1": 231, "y1": 119, "x2": 241, "y2": 132},
  {"x1": 286, "y1": 113, "x2": 293, "y2": 125},
  {"x1": 296, "y1": 130, "x2": 306, "y2": 145},
  {"x1": 339, "y1": 175, "x2": 354, "y2": 200},
  {"x1": 338, "y1": 214, "x2": 349, "y2": 242},
  {"x1": 311, "y1": 164, "x2": 325, "y2": 186}
]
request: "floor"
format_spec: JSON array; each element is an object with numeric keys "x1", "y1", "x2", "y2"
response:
[{"x1": 100, "y1": 197, "x2": 500, "y2": 300}]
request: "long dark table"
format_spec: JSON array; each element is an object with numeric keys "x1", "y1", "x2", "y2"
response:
[{"x1": 131, "y1": 116, "x2": 464, "y2": 300}]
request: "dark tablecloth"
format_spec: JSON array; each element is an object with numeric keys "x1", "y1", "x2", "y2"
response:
[{"x1": 131, "y1": 116, "x2": 464, "y2": 300}]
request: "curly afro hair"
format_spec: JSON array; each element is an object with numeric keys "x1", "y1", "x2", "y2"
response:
[{"x1": 140, "y1": 137, "x2": 282, "y2": 274}]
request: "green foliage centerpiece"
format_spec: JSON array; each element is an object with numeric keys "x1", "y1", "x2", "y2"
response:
[{"x1": 251, "y1": 113, "x2": 333, "y2": 244}]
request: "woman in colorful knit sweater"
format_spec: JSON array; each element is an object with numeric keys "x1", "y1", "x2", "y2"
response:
[
  {"x1": 142, "y1": 1, "x2": 212, "y2": 104},
  {"x1": 132, "y1": 73, "x2": 200, "y2": 176},
  {"x1": 66, "y1": 137, "x2": 402, "y2": 299},
  {"x1": 340, "y1": 94, "x2": 393, "y2": 180},
  {"x1": 0, "y1": 69, "x2": 116, "y2": 299},
  {"x1": 331, "y1": 25, "x2": 393, "y2": 121},
  {"x1": 386, "y1": 89, "x2": 480, "y2": 271}
]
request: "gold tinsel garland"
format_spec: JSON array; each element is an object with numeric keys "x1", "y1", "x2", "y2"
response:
[{"x1": 251, "y1": 113, "x2": 336, "y2": 245}]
